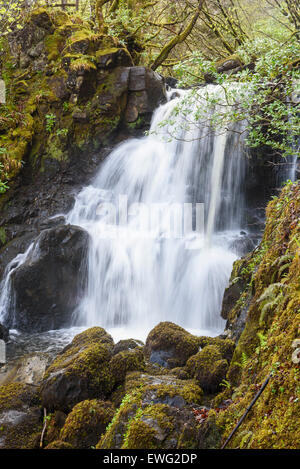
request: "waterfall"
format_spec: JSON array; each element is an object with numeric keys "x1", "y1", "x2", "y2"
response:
[
  {"x1": 65, "y1": 85, "x2": 247, "y2": 338},
  {"x1": 1, "y1": 84, "x2": 270, "y2": 341}
]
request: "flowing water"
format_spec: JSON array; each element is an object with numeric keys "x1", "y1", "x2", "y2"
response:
[
  {"x1": 65, "y1": 85, "x2": 247, "y2": 341},
  {"x1": 1, "y1": 84, "x2": 293, "y2": 351}
]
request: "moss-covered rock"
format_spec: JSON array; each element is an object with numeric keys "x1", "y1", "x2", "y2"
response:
[
  {"x1": 112, "y1": 338, "x2": 144, "y2": 355},
  {"x1": 40, "y1": 327, "x2": 115, "y2": 412},
  {"x1": 0, "y1": 383, "x2": 42, "y2": 449},
  {"x1": 110, "y1": 348, "x2": 145, "y2": 385},
  {"x1": 97, "y1": 371, "x2": 202, "y2": 449},
  {"x1": 197, "y1": 336, "x2": 235, "y2": 362},
  {"x1": 213, "y1": 181, "x2": 300, "y2": 448},
  {"x1": 144, "y1": 322, "x2": 200, "y2": 368},
  {"x1": 185, "y1": 345, "x2": 229, "y2": 393},
  {"x1": 44, "y1": 440, "x2": 73, "y2": 449},
  {"x1": 60, "y1": 399, "x2": 114, "y2": 449}
]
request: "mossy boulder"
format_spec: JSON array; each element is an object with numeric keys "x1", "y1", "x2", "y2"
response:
[
  {"x1": 110, "y1": 348, "x2": 145, "y2": 385},
  {"x1": 185, "y1": 345, "x2": 229, "y2": 393},
  {"x1": 60, "y1": 399, "x2": 114, "y2": 449},
  {"x1": 112, "y1": 338, "x2": 144, "y2": 355},
  {"x1": 40, "y1": 327, "x2": 115, "y2": 412},
  {"x1": 197, "y1": 336, "x2": 235, "y2": 362},
  {"x1": 0, "y1": 383, "x2": 42, "y2": 449},
  {"x1": 98, "y1": 374, "x2": 201, "y2": 449},
  {"x1": 144, "y1": 322, "x2": 200, "y2": 368}
]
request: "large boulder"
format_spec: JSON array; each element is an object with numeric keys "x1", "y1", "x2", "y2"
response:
[
  {"x1": 40, "y1": 328, "x2": 114, "y2": 412},
  {"x1": 7, "y1": 224, "x2": 89, "y2": 332},
  {"x1": 144, "y1": 322, "x2": 200, "y2": 368},
  {"x1": 98, "y1": 372, "x2": 203, "y2": 449}
]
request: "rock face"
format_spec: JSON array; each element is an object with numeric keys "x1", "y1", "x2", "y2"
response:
[
  {"x1": 213, "y1": 181, "x2": 300, "y2": 449},
  {"x1": 126, "y1": 67, "x2": 166, "y2": 122},
  {"x1": 6, "y1": 225, "x2": 89, "y2": 332}
]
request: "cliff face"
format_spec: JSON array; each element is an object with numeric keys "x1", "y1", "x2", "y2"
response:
[
  {"x1": 0, "y1": 8, "x2": 166, "y2": 276},
  {"x1": 212, "y1": 180, "x2": 300, "y2": 449}
]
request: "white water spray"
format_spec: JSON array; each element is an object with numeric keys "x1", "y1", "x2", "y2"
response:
[{"x1": 65, "y1": 85, "x2": 246, "y2": 339}]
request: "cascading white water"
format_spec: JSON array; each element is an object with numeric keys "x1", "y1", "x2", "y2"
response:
[
  {"x1": 2, "y1": 84, "x2": 283, "y2": 343},
  {"x1": 65, "y1": 85, "x2": 246, "y2": 340}
]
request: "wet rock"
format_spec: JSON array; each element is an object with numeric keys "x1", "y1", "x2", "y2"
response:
[
  {"x1": 221, "y1": 280, "x2": 245, "y2": 321},
  {"x1": 144, "y1": 322, "x2": 200, "y2": 368},
  {"x1": 0, "y1": 383, "x2": 42, "y2": 449},
  {"x1": 185, "y1": 345, "x2": 229, "y2": 393},
  {"x1": 8, "y1": 225, "x2": 89, "y2": 332},
  {"x1": 40, "y1": 328, "x2": 115, "y2": 412},
  {"x1": 0, "y1": 353, "x2": 51, "y2": 386},
  {"x1": 229, "y1": 233, "x2": 256, "y2": 255},
  {"x1": 0, "y1": 324, "x2": 9, "y2": 343},
  {"x1": 60, "y1": 399, "x2": 114, "y2": 449}
]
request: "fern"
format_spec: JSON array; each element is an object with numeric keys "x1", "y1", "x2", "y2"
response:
[
  {"x1": 257, "y1": 283, "x2": 285, "y2": 324},
  {"x1": 70, "y1": 57, "x2": 96, "y2": 71},
  {"x1": 234, "y1": 351, "x2": 248, "y2": 369}
]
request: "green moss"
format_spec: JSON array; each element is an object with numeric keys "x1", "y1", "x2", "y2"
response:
[
  {"x1": 44, "y1": 440, "x2": 73, "y2": 449},
  {"x1": 0, "y1": 383, "x2": 39, "y2": 412},
  {"x1": 197, "y1": 337, "x2": 235, "y2": 362},
  {"x1": 0, "y1": 383, "x2": 41, "y2": 449},
  {"x1": 60, "y1": 399, "x2": 114, "y2": 449},
  {"x1": 185, "y1": 346, "x2": 229, "y2": 394},
  {"x1": 110, "y1": 348, "x2": 145, "y2": 385},
  {"x1": 145, "y1": 381, "x2": 203, "y2": 405},
  {"x1": 122, "y1": 404, "x2": 175, "y2": 449},
  {"x1": 41, "y1": 328, "x2": 116, "y2": 411},
  {"x1": 0, "y1": 227, "x2": 6, "y2": 245},
  {"x1": 144, "y1": 321, "x2": 201, "y2": 368},
  {"x1": 213, "y1": 181, "x2": 300, "y2": 449}
]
